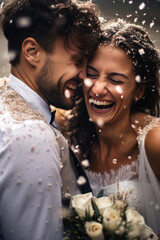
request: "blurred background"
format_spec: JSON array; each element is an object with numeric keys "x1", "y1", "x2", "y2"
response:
[{"x1": 0, "y1": 0, "x2": 160, "y2": 77}]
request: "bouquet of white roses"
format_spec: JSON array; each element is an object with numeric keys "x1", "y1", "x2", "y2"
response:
[{"x1": 63, "y1": 191, "x2": 158, "y2": 240}]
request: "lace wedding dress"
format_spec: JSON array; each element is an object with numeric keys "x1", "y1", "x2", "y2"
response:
[{"x1": 85, "y1": 118, "x2": 160, "y2": 235}]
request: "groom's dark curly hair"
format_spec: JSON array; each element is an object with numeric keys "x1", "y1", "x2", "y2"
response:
[{"x1": 1, "y1": 0, "x2": 101, "y2": 66}]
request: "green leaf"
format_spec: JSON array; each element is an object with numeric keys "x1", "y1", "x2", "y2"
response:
[
  {"x1": 84, "y1": 209, "x2": 92, "y2": 221},
  {"x1": 91, "y1": 199, "x2": 101, "y2": 220},
  {"x1": 97, "y1": 189, "x2": 104, "y2": 198}
]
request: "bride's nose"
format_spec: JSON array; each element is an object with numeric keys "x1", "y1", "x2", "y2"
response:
[{"x1": 92, "y1": 80, "x2": 108, "y2": 96}]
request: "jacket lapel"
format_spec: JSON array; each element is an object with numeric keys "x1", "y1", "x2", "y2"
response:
[{"x1": 69, "y1": 147, "x2": 92, "y2": 194}]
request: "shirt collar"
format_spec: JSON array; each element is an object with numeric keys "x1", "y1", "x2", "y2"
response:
[{"x1": 8, "y1": 74, "x2": 51, "y2": 123}]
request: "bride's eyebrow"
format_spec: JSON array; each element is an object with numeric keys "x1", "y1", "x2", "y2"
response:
[
  {"x1": 109, "y1": 72, "x2": 129, "y2": 80},
  {"x1": 87, "y1": 65, "x2": 98, "y2": 73},
  {"x1": 87, "y1": 66, "x2": 130, "y2": 81}
]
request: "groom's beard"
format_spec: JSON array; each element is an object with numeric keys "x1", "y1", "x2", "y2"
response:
[{"x1": 36, "y1": 57, "x2": 75, "y2": 110}]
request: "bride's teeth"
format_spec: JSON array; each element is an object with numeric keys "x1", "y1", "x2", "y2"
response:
[{"x1": 89, "y1": 98, "x2": 112, "y2": 106}]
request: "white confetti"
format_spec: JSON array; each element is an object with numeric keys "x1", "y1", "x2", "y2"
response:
[
  {"x1": 134, "y1": 18, "x2": 138, "y2": 23},
  {"x1": 16, "y1": 16, "x2": 32, "y2": 28},
  {"x1": 73, "y1": 148, "x2": 79, "y2": 153},
  {"x1": 64, "y1": 89, "x2": 71, "y2": 98},
  {"x1": 150, "y1": 21, "x2": 155, "y2": 28},
  {"x1": 135, "y1": 75, "x2": 141, "y2": 83},
  {"x1": 115, "y1": 86, "x2": 123, "y2": 94},
  {"x1": 99, "y1": 16, "x2": 105, "y2": 23},
  {"x1": 84, "y1": 78, "x2": 93, "y2": 87},
  {"x1": 96, "y1": 118, "x2": 104, "y2": 127},
  {"x1": 77, "y1": 176, "x2": 86, "y2": 185},
  {"x1": 138, "y1": 48, "x2": 145, "y2": 55},
  {"x1": 59, "y1": 162, "x2": 63, "y2": 169},
  {"x1": 139, "y1": 2, "x2": 145, "y2": 10},
  {"x1": 127, "y1": 14, "x2": 132, "y2": 18},
  {"x1": 113, "y1": 158, "x2": 117, "y2": 164},
  {"x1": 81, "y1": 159, "x2": 90, "y2": 168}
]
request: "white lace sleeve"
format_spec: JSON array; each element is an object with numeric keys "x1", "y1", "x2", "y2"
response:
[{"x1": 138, "y1": 118, "x2": 160, "y2": 235}]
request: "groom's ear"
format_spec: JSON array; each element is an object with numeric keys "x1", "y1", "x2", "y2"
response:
[{"x1": 21, "y1": 37, "x2": 41, "y2": 67}]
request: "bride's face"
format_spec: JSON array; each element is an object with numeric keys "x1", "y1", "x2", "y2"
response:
[{"x1": 83, "y1": 44, "x2": 140, "y2": 127}]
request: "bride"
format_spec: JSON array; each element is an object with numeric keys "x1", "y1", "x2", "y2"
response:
[{"x1": 61, "y1": 20, "x2": 160, "y2": 235}]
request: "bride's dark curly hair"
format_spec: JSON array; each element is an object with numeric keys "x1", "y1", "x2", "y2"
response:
[{"x1": 65, "y1": 19, "x2": 160, "y2": 160}]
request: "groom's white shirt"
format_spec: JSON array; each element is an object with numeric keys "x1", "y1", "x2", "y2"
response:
[{"x1": 0, "y1": 74, "x2": 63, "y2": 240}]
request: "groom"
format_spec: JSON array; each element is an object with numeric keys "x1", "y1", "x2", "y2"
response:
[{"x1": 0, "y1": 0, "x2": 100, "y2": 239}]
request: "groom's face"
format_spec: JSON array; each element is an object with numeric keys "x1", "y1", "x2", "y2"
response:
[{"x1": 36, "y1": 36, "x2": 87, "y2": 109}]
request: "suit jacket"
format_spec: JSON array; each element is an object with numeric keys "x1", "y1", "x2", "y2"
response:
[{"x1": 1, "y1": 77, "x2": 92, "y2": 205}]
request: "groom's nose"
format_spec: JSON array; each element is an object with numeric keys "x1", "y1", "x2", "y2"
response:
[{"x1": 79, "y1": 69, "x2": 86, "y2": 80}]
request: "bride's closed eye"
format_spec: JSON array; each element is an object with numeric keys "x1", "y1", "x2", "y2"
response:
[
  {"x1": 107, "y1": 74, "x2": 126, "y2": 85},
  {"x1": 107, "y1": 72, "x2": 130, "y2": 85},
  {"x1": 87, "y1": 65, "x2": 127, "y2": 85},
  {"x1": 86, "y1": 65, "x2": 99, "y2": 79}
]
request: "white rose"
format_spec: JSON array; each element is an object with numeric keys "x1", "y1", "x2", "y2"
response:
[
  {"x1": 71, "y1": 192, "x2": 94, "y2": 217},
  {"x1": 85, "y1": 221, "x2": 104, "y2": 240},
  {"x1": 126, "y1": 208, "x2": 145, "y2": 238},
  {"x1": 103, "y1": 207, "x2": 122, "y2": 232},
  {"x1": 142, "y1": 225, "x2": 158, "y2": 240},
  {"x1": 114, "y1": 199, "x2": 126, "y2": 210},
  {"x1": 93, "y1": 196, "x2": 113, "y2": 215}
]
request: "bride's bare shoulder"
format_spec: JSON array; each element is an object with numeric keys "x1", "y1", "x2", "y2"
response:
[
  {"x1": 133, "y1": 113, "x2": 160, "y2": 179},
  {"x1": 144, "y1": 122, "x2": 160, "y2": 179},
  {"x1": 130, "y1": 112, "x2": 153, "y2": 133}
]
